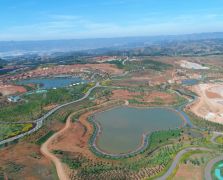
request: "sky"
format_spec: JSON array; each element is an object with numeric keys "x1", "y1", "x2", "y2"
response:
[{"x1": 0, "y1": 0, "x2": 223, "y2": 41}]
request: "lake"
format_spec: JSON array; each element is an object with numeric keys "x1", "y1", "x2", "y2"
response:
[
  {"x1": 93, "y1": 106, "x2": 184, "y2": 154},
  {"x1": 182, "y1": 79, "x2": 199, "y2": 86},
  {"x1": 0, "y1": 67, "x2": 18, "y2": 75},
  {"x1": 17, "y1": 76, "x2": 87, "y2": 89}
]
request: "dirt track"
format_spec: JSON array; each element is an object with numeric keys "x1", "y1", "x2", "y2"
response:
[
  {"x1": 40, "y1": 100, "x2": 120, "y2": 180},
  {"x1": 40, "y1": 113, "x2": 73, "y2": 180}
]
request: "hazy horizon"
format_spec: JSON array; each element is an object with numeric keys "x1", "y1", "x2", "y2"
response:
[{"x1": 1, "y1": 0, "x2": 223, "y2": 41}]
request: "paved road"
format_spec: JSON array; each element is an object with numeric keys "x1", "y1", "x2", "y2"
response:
[
  {"x1": 205, "y1": 156, "x2": 223, "y2": 180},
  {"x1": 156, "y1": 147, "x2": 210, "y2": 180},
  {"x1": 204, "y1": 132, "x2": 223, "y2": 180},
  {"x1": 210, "y1": 131, "x2": 223, "y2": 145},
  {"x1": 0, "y1": 83, "x2": 100, "y2": 146}
]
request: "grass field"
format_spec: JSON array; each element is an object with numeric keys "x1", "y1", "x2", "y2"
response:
[
  {"x1": 0, "y1": 84, "x2": 91, "y2": 123},
  {"x1": 0, "y1": 123, "x2": 33, "y2": 141},
  {"x1": 215, "y1": 136, "x2": 223, "y2": 144}
]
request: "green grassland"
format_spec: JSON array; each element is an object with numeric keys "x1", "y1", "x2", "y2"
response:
[
  {"x1": 125, "y1": 59, "x2": 172, "y2": 72},
  {"x1": 0, "y1": 123, "x2": 33, "y2": 141},
  {"x1": 215, "y1": 136, "x2": 223, "y2": 144},
  {"x1": 0, "y1": 83, "x2": 93, "y2": 123}
]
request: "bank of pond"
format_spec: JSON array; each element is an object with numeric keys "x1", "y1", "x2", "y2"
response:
[{"x1": 90, "y1": 106, "x2": 185, "y2": 155}]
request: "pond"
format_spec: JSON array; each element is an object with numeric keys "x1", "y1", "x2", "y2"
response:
[
  {"x1": 182, "y1": 79, "x2": 199, "y2": 86},
  {"x1": 17, "y1": 76, "x2": 87, "y2": 89},
  {"x1": 92, "y1": 106, "x2": 184, "y2": 154},
  {"x1": 0, "y1": 67, "x2": 18, "y2": 75},
  {"x1": 213, "y1": 161, "x2": 223, "y2": 180}
]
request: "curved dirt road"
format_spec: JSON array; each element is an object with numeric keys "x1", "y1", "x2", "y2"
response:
[
  {"x1": 40, "y1": 84, "x2": 220, "y2": 180},
  {"x1": 40, "y1": 84, "x2": 99, "y2": 180},
  {"x1": 40, "y1": 101, "x2": 121, "y2": 180},
  {"x1": 40, "y1": 113, "x2": 73, "y2": 180}
]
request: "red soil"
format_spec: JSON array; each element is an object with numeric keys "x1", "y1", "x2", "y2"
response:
[
  {"x1": 112, "y1": 89, "x2": 140, "y2": 99},
  {"x1": 0, "y1": 143, "x2": 53, "y2": 180},
  {"x1": 111, "y1": 89, "x2": 176, "y2": 104},
  {"x1": 143, "y1": 92, "x2": 175, "y2": 103},
  {"x1": 205, "y1": 90, "x2": 222, "y2": 99},
  {"x1": 0, "y1": 85, "x2": 27, "y2": 96}
]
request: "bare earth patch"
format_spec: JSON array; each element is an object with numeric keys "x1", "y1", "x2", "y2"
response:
[
  {"x1": 41, "y1": 102, "x2": 120, "y2": 180},
  {"x1": 190, "y1": 83, "x2": 223, "y2": 124},
  {"x1": 0, "y1": 85, "x2": 27, "y2": 96},
  {"x1": 112, "y1": 89, "x2": 140, "y2": 100},
  {"x1": 111, "y1": 89, "x2": 176, "y2": 104},
  {"x1": 173, "y1": 164, "x2": 203, "y2": 180},
  {"x1": 206, "y1": 91, "x2": 222, "y2": 99},
  {"x1": 0, "y1": 143, "x2": 54, "y2": 180}
]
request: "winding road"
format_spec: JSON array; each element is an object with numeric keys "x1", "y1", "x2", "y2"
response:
[
  {"x1": 156, "y1": 147, "x2": 211, "y2": 180},
  {"x1": 39, "y1": 84, "x2": 223, "y2": 180},
  {"x1": 204, "y1": 132, "x2": 223, "y2": 180},
  {"x1": 41, "y1": 112, "x2": 75, "y2": 180},
  {"x1": 2, "y1": 80, "x2": 223, "y2": 180},
  {"x1": 210, "y1": 131, "x2": 223, "y2": 145},
  {"x1": 0, "y1": 82, "x2": 100, "y2": 146},
  {"x1": 205, "y1": 156, "x2": 223, "y2": 180}
]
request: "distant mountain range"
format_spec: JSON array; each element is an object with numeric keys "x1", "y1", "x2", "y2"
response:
[{"x1": 1, "y1": 32, "x2": 223, "y2": 57}]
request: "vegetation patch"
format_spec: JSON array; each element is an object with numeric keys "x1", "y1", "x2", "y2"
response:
[
  {"x1": 215, "y1": 136, "x2": 223, "y2": 144},
  {"x1": 186, "y1": 111, "x2": 223, "y2": 132},
  {"x1": 53, "y1": 150, "x2": 86, "y2": 170},
  {"x1": 125, "y1": 59, "x2": 172, "y2": 72},
  {"x1": 107, "y1": 60, "x2": 124, "y2": 69},
  {"x1": 0, "y1": 123, "x2": 33, "y2": 141},
  {"x1": 148, "y1": 129, "x2": 181, "y2": 150},
  {"x1": 0, "y1": 84, "x2": 90, "y2": 123},
  {"x1": 36, "y1": 130, "x2": 55, "y2": 145},
  {"x1": 3, "y1": 162, "x2": 25, "y2": 174}
]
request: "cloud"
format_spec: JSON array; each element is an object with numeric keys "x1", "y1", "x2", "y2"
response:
[{"x1": 0, "y1": 12, "x2": 223, "y2": 40}]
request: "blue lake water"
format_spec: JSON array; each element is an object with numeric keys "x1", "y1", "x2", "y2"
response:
[
  {"x1": 0, "y1": 67, "x2": 18, "y2": 75},
  {"x1": 17, "y1": 77, "x2": 87, "y2": 89},
  {"x1": 182, "y1": 79, "x2": 199, "y2": 86}
]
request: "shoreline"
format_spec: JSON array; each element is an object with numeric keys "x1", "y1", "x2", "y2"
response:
[{"x1": 88, "y1": 104, "x2": 188, "y2": 158}]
